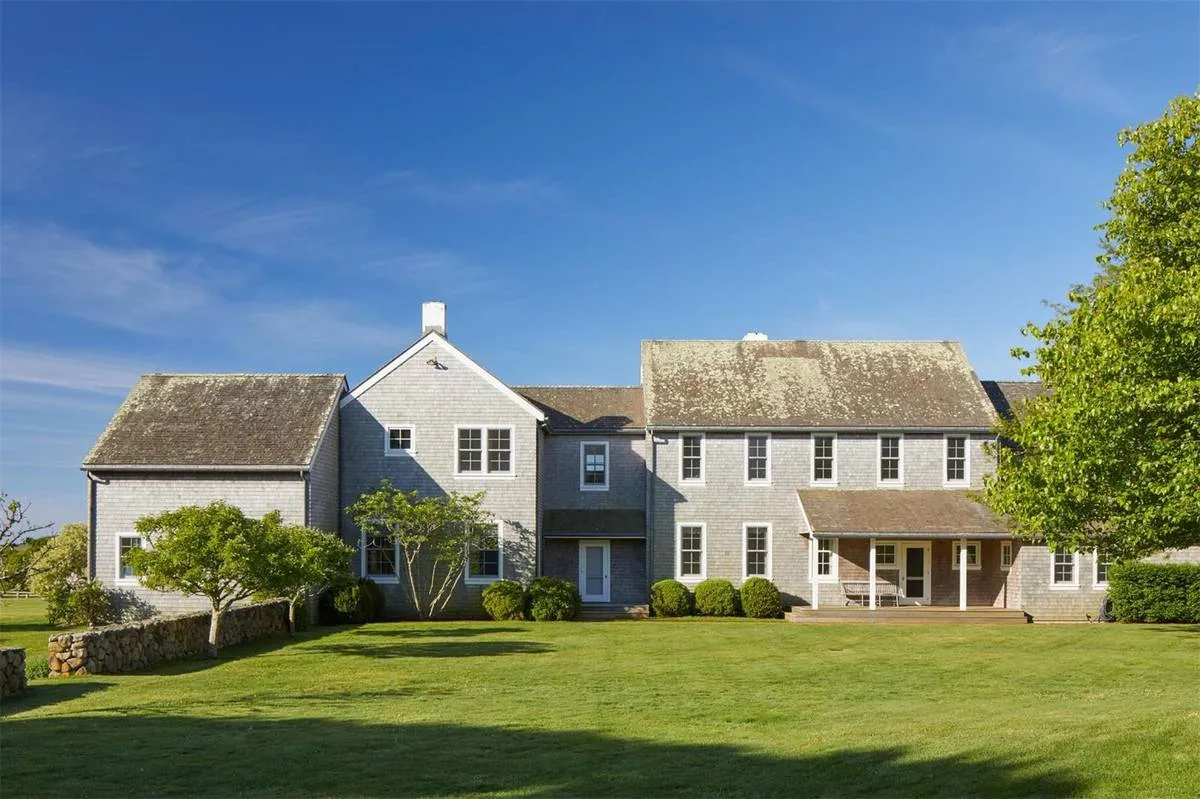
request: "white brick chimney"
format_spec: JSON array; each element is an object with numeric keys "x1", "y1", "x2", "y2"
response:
[{"x1": 422, "y1": 301, "x2": 447, "y2": 337}]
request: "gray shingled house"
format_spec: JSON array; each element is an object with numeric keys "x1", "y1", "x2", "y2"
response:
[{"x1": 82, "y1": 302, "x2": 1198, "y2": 621}]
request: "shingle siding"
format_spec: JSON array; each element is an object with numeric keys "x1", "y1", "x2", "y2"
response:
[
  {"x1": 306, "y1": 410, "x2": 340, "y2": 532},
  {"x1": 339, "y1": 337, "x2": 539, "y2": 618},
  {"x1": 543, "y1": 538, "x2": 646, "y2": 605},
  {"x1": 540, "y1": 434, "x2": 646, "y2": 510}
]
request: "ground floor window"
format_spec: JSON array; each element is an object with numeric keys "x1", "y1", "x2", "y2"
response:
[
  {"x1": 951, "y1": 541, "x2": 981, "y2": 570},
  {"x1": 466, "y1": 523, "x2": 502, "y2": 584},
  {"x1": 744, "y1": 525, "x2": 769, "y2": 578},
  {"x1": 363, "y1": 533, "x2": 397, "y2": 579},
  {"x1": 117, "y1": 534, "x2": 143, "y2": 581},
  {"x1": 1000, "y1": 541, "x2": 1013, "y2": 571},
  {"x1": 1094, "y1": 549, "x2": 1113, "y2": 587},
  {"x1": 874, "y1": 543, "x2": 896, "y2": 567},
  {"x1": 814, "y1": 537, "x2": 838, "y2": 581},
  {"x1": 678, "y1": 524, "x2": 705, "y2": 581},
  {"x1": 1052, "y1": 547, "x2": 1078, "y2": 587}
]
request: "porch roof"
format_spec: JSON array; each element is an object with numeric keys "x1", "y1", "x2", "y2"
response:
[
  {"x1": 543, "y1": 509, "x2": 646, "y2": 538},
  {"x1": 797, "y1": 489, "x2": 1011, "y2": 539}
]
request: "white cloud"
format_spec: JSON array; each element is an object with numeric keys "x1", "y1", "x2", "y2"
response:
[
  {"x1": 374, "y1": 170, "x2": 563, "y2": 207},
  {"x1": 0, "y1": 343, "x2": 147, "y2": 394}
]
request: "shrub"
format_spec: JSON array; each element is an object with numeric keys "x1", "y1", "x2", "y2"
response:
[
  {"x1": 323, "y1": 577, "x2": 385, "y2": 624},
  {"x1": 482, "y1": 579, "x2": 528, "y2": 621},
  {"x1": 26, "y1": 655, "x2": 49, "y2": 681},
  {"x1": 693, "y1": 579, "x2": 739, "y2": 616},
  {"x1": 527, "y1": 577, "x2": 580, "y2": 621},
  {"x1": 740, "y1": 577, "x2": 783, "y2": 619},
  {"x1": 650, "y1": 579, "x2": 693, "y2": 617},
  {"x1": 45, "y1": 575, "x2": 118, "y2": 627},
  {"x1": 1108, "y1": 562, "x2": 1200, "y2": 623}
]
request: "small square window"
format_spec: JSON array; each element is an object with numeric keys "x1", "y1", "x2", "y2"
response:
[
  {"x1": 386, "y1": 426, "x2": 413, "y2": 455},
  {"x1": 875, "y1": 543, "x2": 896, "y2": 567}
]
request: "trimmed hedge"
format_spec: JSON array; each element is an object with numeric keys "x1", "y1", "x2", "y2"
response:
[
  {"x1": 694, "y1": 579, "x2": 739, "y2": 617},
  {"x1": 740, "y1": 577, "x2": 783, "y2": 619},
  {"x1": 482, "y1": 579, "x2": 528, "y2": 621},
  {"x1": 650, "y1": 579, "x2": 693, "y2": 617},
  {"x1": 528, "y1": 577, "x2": 581, "y2": 621},
  {"x1": 1108, "y1": 562, "x2": 1200, "y2": 623},
  {"x1": 320, "y1": 577, "x2": 385, "y2": 624}
]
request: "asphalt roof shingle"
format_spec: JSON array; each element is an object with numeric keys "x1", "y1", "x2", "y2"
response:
[
  {"x1": 515, "y1": 386, "x2": 645, "y2": 431},
  {"x1": 798, "y1": 489, "x2": 1010, "y2": 537},
  {"x1": 981, "y1": 380, "x2": 1045, "y2": 420},
  {"x1": 84, "y1": 374, "x2": 345, "y2": 468}
]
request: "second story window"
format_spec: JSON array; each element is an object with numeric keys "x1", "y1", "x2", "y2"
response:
[
  {"x1": 746, "y1": 434, "x2": 769, "y2": 483},
  {"x1": 812, "y1": 434, "x2": 836, "y2": 483},
  {"x1": 879, "y1": 435, "x2": 902, "y2": 483},
  {"x1": 945, "y1": 436, "x2": 967, "y2": 483},
  {"x1": 385, "y1": 426, "x2": 413, "y2": 456},
  {"x1": 580, "y1": 441, "x2": 609, "y2": 491},
  {"x1": 681, "y1": 434, "x2": 704, "y2": 482},
  {"x1": 457, "y1": 427, "x2": 513, "y2": 475}
]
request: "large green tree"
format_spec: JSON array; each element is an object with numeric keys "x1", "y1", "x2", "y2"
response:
[
  {"x1": 985, "y1": 94, "x2": 1200, "y2": 560},
  {"x1": 256, "y1": 513, "x2": 354, "y2": 634},
  {"x1": 347, "y1": 480, "x2": 494, "y2": 619}
]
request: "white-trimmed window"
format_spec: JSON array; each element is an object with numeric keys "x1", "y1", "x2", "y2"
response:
[
  {"x1": 580, "y1": 441, "x2": 609, "y2": 491},
  {"x1": 363, "y1": 533, "x2": 399, "y2": 581},
  {"x1": 1051, "y1": 547, "x2": 1079, "y2": 588},
  {"x1": 456, "y1": 426, "x2": 513, "y2": 475},
  {"x1": 945, "y1": 435, "x2": 968, "y2": 484},
  {"x1": 812, "y1": 434, "x2": 837, "y2": 483},
  {"x1": 878, "y1": 434, "x2": 902, "y2": 484},
  {"x1": 677, "y1": 523, "x2": 705, "y2": 581},
  {"x1": 814, "y1": 537, "x2": 838, "y2": 581},
  {"x1": 746, "y1": 434, "x2": 770, "y2": 484},
  {"x1": 385, "y1": 425, "x2": 414, "y2": 456},
  {"x1": 952, "y1": 541, "x2": 981, "y2": 570},
  {"x1": 875, "y1": 543, "x2": 897, "y2": 567},
  {"x1": 116, "y1": 534, "x2": 143, "y2": 582},
  {"x1": 681, "y1": 434, "x2": 704, "y2": 482},
  {"x1": 1000, "y1": 541, "x2": 1013, "y2": 571},
  {"x1": 1094, "y1": 549, "x2": 1113, "y2": 588},
  {"x1": 744, "y1": 524, "x2": 771, "y2": 578},
  {"x1": 465, "y1": 523, "x2": 502, "y2": 584}
]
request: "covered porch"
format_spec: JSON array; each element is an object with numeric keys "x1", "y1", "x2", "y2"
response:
[{"x1": 540, "y1": 509, "x2": 648, "y2": 618}]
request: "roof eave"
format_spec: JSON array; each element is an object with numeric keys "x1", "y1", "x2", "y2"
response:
[{"x1": 82, "y1": 464, "x2": 310, "y2": 473}]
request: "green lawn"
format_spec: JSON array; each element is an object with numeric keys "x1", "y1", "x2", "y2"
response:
[
  {"x1": 2, "y1": 618, "x2": 1198, "y2": 797},
  {"x1": 0, "y1": 597, "x2": 77, "y2": 654}
]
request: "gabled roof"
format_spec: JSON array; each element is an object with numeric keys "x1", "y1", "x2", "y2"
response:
[
  {"x1": 341, "y1": 332, "x2": 545, "y2": 422},
  {"x1": 514, "y1": 386, "x2": 644, "y2": 432},
  {"x1": 642, "y1": 340, "x2": 998, "y2": 429},
  {"x1": 981, "y1": 380, "x2": 1045, "y2": 420},
  {"x1": 84, "y1": 374, "x2": 345, "y2": 469},
  {"x1": 797, "y1": 489, "x2": 1010, "y2": 538}
]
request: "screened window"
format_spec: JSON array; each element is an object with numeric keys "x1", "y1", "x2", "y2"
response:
[
  {"x1": 875, "y1": 543, "x2": 896, "y2": 567},
  {"x1": 678, "y1": 524, "x2": 704, "y2": 579},
  {"x1": 946, "y1": 436, "x2": 967, "y2": 482},
  {"x1": 746, "y1": 435, "x2": 769, "y2": 483},
  {"x1": 386, "y1": 426, "x2": 413, "y2": 455},
  {"x1": 681, "y1": 435, "x2": 703, "y2": 481},
  {"x1": 364, "y1": 534, "x2": 397, "y2": 578},
  {"x1": 745, "y1": 525, "x2": 769, "y2": 577},
  {"x1": 457, "y1": 427, "x2": 512, "y2": 475},
  {"x1": 879, "y1": 435, "x2": 901, "y2": 482},
  {"x1": 581, "y1": 442, "x2": 608, "y2": 490},
  {"x1": 1053, "y1": 547, "x2": 1077, "y2": 586},
  {"x1": 1000, "y1": 541, "x2": 1013, "y2": 571},
  {"x1": 952, "y1": 541, "x2": 981, "y2": 570},
  {"x1": 466, "y1": 525, "x2": 501, "y2": 583},
  {"x1": 813, "y1": 435, "x2": 835, "y2": 482},
  {"x1": 816, "y1": 537, "x2": 837, "y2": 580},
  {"x1": 1095, "y1": 549, "x2": 1113, "y2": 586},
  {"x1": 117, "y1": 534, "x2": 143, "y2": 581}
]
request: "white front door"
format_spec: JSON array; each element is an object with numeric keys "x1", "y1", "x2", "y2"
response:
[
  {"x1": 900, "y1": 543, "x2": 931, "y2": 605},
  {"x1": 578, "y1": 540, "x2": 610, "y2": 603}
]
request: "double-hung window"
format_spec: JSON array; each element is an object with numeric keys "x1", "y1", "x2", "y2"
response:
[
  {"x1": 385, "y1": 426, "x2": 413, "y2": 456},
  {"x1": 744, "y1": 524, "x2": 770, "y2": 578},
  {"x1": 746, "y1": 434, "x2": 770, "y2": 484},
  {"x1": 363, "y1": 533, "x2": 398, "y2": 581},
  {"x1": 580, "y1": 441, "x2": 609, "y2": 491},
  {"x1": 812, "y1": 434, "x2": 836, "y2": 483},
  {"x1": 456, "y1": 427, "x2": 513, "y2": 475},
  {"x1": 465, "y1": 523, "x2": 502, "y2": 584},
  {"x1": 814, "y1": 537, "x2": 838, "y2": 581},
  {"x1": 1052, "y1": 547, "x2": 1078, "y2": 588},
  {"x1": 945, "y1": 435, "x2": 968, "y2": 483},
  {"x1": 681, "y1": 434, "x2": 704, "y2": 482},
  {"x1": 116, "y1": 534, "x2": 143, "y2": 582},
  {"x1": 879, "y1": 435, "x2": 902, "y2": 483},
  {"x1": 952, "y1": 541, "x2": 981, "y2": 570},
  {"x1": 1094, "y1": 549, "x2": 1113, "y2": 587},
  {"x1": 677, "y1": 524, "x2": 705, "y2": 581},
  {"x1": 1000, "y1": 541, "x2": 1013, "y2": 571}
]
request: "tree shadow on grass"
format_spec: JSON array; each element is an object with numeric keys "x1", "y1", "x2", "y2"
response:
[
  {"x1": 113, "y1": 624, "x2": 356, "y2": 678},
  {"x1": 309, "y1": 639, "x2": 553, "y2": 659},
  {"x1": 0, "y1": 679, "x2": 112, "y2": 716},
  {"x1": 1137, "y1": 624, "x2": 1200, "y2": 636},
  {"x1": 0, "y1": 715, "x2": 1087, "y2": 798},
  {"x1": 352, "y1": 625, "x2": 529, "y2": 638}
]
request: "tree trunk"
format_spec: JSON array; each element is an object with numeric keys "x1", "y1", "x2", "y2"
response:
[
  {"x1": 207, "y1": 603, "x2": 223, "y2": 658},
  {"x1": 287, "y1": 596, "x2": 298, "y2": 636}
]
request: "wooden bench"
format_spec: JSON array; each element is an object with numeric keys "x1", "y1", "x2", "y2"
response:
[{"x1": 841, "y1": 581, "x2": 901, "y2": 607}]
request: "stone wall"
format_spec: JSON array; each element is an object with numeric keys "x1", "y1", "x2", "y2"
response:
[
  {"x1": 1, "y1": 647, "x2": 27, "y2": 697},
  {"x1": 48, "y1": 600, "x2": 289, "y2": 677}
]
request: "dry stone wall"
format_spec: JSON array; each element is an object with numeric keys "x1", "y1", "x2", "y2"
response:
[
  {"x1": 1, "y1": 647, "x2": 27, "y2": 696},
  {"x1": 48, "y1": 600, "x2": 288, "y2": 677}
]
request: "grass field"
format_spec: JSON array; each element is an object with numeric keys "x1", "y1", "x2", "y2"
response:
[
  {"x1": 0, "y1": 597, "x2": 78, "y2": 654},
  {"x1": 2, "y1": 611, "x2": 1198, "y2": 797}
]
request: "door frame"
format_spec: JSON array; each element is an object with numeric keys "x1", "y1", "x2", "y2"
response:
[
  {"x1": 899, "y1": 542, "x2": 932, "y2": 605},
  {"x1": 578, "y1": 539, "x2": 611, "y2": 603}
]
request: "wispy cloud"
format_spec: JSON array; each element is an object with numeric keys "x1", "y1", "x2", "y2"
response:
[
  {"x1": 358, "y1": 250, "x2": 500, "y2": 296},
  {"x1": 722, "y1": 51, "x2": 903, "y2": 137},
  {"x1": 374, "y1": 170, "x2": 563, "y2": 207},
  {"x1": 0, "y1": 343, "x2": 148, "y2": 395}
]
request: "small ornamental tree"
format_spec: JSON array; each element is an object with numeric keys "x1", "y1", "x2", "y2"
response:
[
  {"x1": 257, "y1": 513, "x2": 355, "y2": 634},
  {"x1": 347, "y1": 479, "x2": 494, "y2": 620},
  {"x1": 0, "y1": 494, "x2": 53, "y2": 588},
  {"x1": 131, "y1": 502, "x2": 276, "y2": 657}
]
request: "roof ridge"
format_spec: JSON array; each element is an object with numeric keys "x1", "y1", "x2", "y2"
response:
[
  {"x1": 642, "y1": 338, "x2": 963, "y2": 345},
  {"x1": 515, "y1": 384, "x2": 642, "y2": 389},
  {"x1": 144, "y1": 372, "x2": 347, "y2": 378}
]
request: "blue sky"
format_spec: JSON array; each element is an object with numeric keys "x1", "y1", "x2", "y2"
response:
[{"x1": 2, "y1": 2, "x2": 1197, "y2": 529}]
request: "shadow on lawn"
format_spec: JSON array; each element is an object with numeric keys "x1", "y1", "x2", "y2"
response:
[
  {"x1": 352, "y1": 625, "x2": 528, "y2": 638},
  {"x1": 310, "y1": 638, "x2": 552, "y2": 659},
  {"x1": 0, "y1": 715, "x2": 1085, "y2": 797},
  {"x1": 1138, "y1": 624, "x2": 1200, "y2": 636},
  {"x1": 0, "y1": 679, "x2": 113, "y2": 715}
]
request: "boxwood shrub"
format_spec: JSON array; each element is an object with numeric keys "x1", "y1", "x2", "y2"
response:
[
  {"x1": 320, "y1": 577, "x2": 385, "y2": 624},
  {"x1": 693, "y1": 578, "x2": 739, "y2": 617},
  {"x1": 528, "y1": 577, "x2": 581, "y2": 621},
  {"x1": 482, "y1": 579, "x2": 528, "y2": 621},
  {"x1": 740, "y1": 577, "x2": 783, "y2": 619},
  {"x1": 650, "y1": 579, "x2": 693, "y2": 617},
  {"x1": 1108, "y1": 562, "x2": 1200, "y2": 623}
]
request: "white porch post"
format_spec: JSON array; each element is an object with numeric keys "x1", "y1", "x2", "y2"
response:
[
  {"x1": 959, "y1": 536, "x2": 968, "y2": 610},
  {"x1": 811, "y1": 536, "x2": 819, "y2": 610},
  {"x1": 868, "y1": 537, "x2": 877, "y2": 610}
]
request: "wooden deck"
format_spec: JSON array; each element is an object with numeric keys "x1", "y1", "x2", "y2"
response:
[
  {"x1": 785, "y1": 606, "x2": 1029, "y2": 624},
  {"x1": 578, "y1": 603, "x2": 651, "y2": 620}
]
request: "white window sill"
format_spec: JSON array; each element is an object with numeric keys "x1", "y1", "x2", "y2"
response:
[
  {"x1": 464, "y1": 576, "x2": 501, "y2": 586},
  {"x1": 579, "y1": 485, "x2": 610, "y2": 492},
  {"x1": 951, "y1": 567, "x2": 983, "y2": 572},
  {"x1": 813, "y1": 576, "x2": 839, "y2": 584},
  {"x1": 114, "y1": 578, "x2": 141, "y2": 588},
  {"x1": 366, "y1": 576, "x2": 400, "y2": 584},
  {"x1": 1093, "y1": 582, "x2": 1109, "y2": 590},
  {"x1": 742, "y1": 574, "x2": 772, "y2": 582},
  {"x1": 1000, "y1": 566, "x2": 1012, "y2": 572},
  {"x1": 744, "y1": 481, "x2": 772, "y2": 488},
  {"x1": 809, "y1": 481, "x2": 838, "y2": 488},
  {"x1": 384, "y1": 451, "x2": 414, "y2": 458},
  {"x1": 680, "y1": 481, "x2": 705, "y2": 487},
  {"x1": 1049, "y1": 583, "x2": 1080, "y2": 590},
  {"x1": 943, "y1": 480, "x2": 970, "y2": 488},
  {"x1": 876, "y1": 481, "x2": 904, "y2": 488},
  {"x1": 677, "y1": 576, "x2": 705, "y2": 584},
  {"x1": 454, "y1": 473, "x2": 516, "y2": 480}
]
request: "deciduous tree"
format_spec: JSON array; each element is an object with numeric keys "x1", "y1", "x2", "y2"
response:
[{"x1": 256, "y1": 515, "x2": 354, "y2": 633}]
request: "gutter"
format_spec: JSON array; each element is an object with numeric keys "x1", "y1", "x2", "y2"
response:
[
  {"x1": 650, "y1": 425, "x2": 996, "y2": 434},
  {"x1": 82, "y1": 463, "x2": 311, "y2": 473},
  {"x1": 84, "y1": 471, "x2": 107, "y2": 581}
]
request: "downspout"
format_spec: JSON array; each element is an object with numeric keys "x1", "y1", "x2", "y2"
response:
[
  {"x1": 302, "y1": 470, "x2": 310, "y2": 527},
  {"x1": 85, "y1": 472, "x2": 96, "y2": 580},
  {"x1": 646, "y1": 428, "x2": 657, "y2": 602}
]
